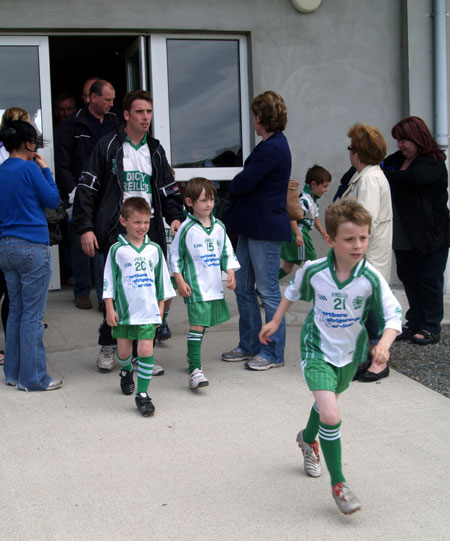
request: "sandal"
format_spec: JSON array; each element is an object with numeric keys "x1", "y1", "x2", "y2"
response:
[
  {"x1": 410, "y1": 330, "x2": 440, "y2": 346},
  {"x1": 396, "y1": 326, "x2": 415, "y2": 341}
]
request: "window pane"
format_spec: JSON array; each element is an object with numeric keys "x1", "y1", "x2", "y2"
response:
[
  {"x1": 167, "y1": 39, "x2": 242, "y2": 168},
  {"x1": 0, "y1": 46, "x2": 42, "y2": 132}
]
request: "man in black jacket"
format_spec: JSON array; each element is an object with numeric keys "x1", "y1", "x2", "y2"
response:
[
  {"x1": 55, "y1": 79, "x2": 120, "y2": 310},
  {"x1": 72, "y1": 89, "x2": 184, "y2": 372}
]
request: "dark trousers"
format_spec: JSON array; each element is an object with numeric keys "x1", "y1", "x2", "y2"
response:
[
  {"x1": 395, "y1": 247, "x2": 448, "y2": 335},
  {"x1": 98, "y1": 221, "x2": 161, "y2": 347}
]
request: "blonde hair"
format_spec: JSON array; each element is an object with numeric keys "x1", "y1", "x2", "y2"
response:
[
  {"x1": 325, "y1": 198, "x2": 372, "y2": 240},
  {"x1": 0, "y1": 107, "x2": 30, "y2": 129}
]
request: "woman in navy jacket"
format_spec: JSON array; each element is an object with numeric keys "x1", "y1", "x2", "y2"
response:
[
  {"x1": 223, "y1": 91, "x2": 291, "y2": 370},
  {"x1": 382, "y1": 116, "x2": 449, "y2": 345}
]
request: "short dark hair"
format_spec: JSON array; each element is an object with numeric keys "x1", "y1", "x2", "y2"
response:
[
  {"x1": 89, "y1": 79, "x2": 111, "y2": 97},
  {"x1": 121, "y1": 197, "x2": 151, "y2": 219},
  {"x1": 0, "y1": 120, "x2": 42, "y2": 152},
  {"x1": 305, "y1": 164, "x2": 332, "y2": 186},
  {"x1": 325, "y1": 198, "x2": 372, "y2": 240},
  {"x1": 185, "y1": 177, "x2": 217, "y2": 204},
  {"x1": 122, "y1": 90, "x2": 153, "y2": 112},
  {"x1": 54, "y1": 92, "x2": 75, "y2": 105},
  {"x1": 250, "y1": 90, "x2": 287, "y2": 132}
]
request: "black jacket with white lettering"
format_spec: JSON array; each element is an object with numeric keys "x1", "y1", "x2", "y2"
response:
[
  {"x1": 72, "y1": 127, "x2": 184, "y2": 255},
  {"x1": 54, "y1": 107, "x2": 121, "y2": 199}
]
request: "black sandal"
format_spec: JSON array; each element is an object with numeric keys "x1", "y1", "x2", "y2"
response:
[
  {"x1": 410, "y1": 330, "x2": 440, "y2": 346},
  {"x1": 396, "y1": 326, "x2": 415, "y2": 341}
]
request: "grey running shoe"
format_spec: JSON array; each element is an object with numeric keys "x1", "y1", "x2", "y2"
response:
[
  {"x1": 296, "y1": 429, "x2": 322, "y2": 477},
  {"x1": 97, "y1": 345, "x2": 116, "y2": 371},
  {"x1": 332, "y1": 482, "x2": 362, "y2": 514},
  {"x1": 244, "y1": 355, "x2": 284, "y2": 371},
  {"x1": 132, "y1": 358, "x2": 164, "y2": 376},
  {"x1": 221, "y1": 347, "x2": 254, "y2": 362}
]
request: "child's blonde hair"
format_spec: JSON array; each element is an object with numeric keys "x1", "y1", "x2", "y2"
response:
[{"x1": 325, "y1": 198, "x2": 372, "y2": 240}]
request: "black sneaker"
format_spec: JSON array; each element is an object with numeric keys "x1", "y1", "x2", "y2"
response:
[
  {"x1": 119, "y1": 369, "x2": 135, "y2": 395},
  {"x1": 156, "y1": 320, "x2": 172, "y2": 342},
  {"x1": 135, "y1": 393, "x2": 155, "y2": 416}
]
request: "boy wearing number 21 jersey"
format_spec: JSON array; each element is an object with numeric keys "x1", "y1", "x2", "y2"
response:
[{"x1": 260, "y1": 199, "x2": 402, "y2": 515}]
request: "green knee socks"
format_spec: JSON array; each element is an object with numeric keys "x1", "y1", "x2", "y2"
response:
[
  {"x1": 136, "y1": 355, "x2": 154, "y2": 394},
  {"x1": 187, "y1": 330, "x2": 204, "y2": 372},
  {"x1": 319, "y1": 420, "x2": 345, "y2": 486}
]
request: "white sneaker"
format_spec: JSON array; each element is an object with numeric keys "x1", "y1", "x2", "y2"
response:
[
  {"x1": 296, "y1": 429, "x2": 322, "y2": 478},
  {"x1": 97, "y1": 345, "x2": 116, "y2": 371},
  {"x1": 132, "y1": 357, "x2": 164, "y2": 376},
  {"x1": 189, "y1": 368, "x2": 209, "y2": 389}
]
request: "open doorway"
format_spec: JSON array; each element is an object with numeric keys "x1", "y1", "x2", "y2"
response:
[{"x1": 49, "y1": 35, "x2": 139, "y2": 113}]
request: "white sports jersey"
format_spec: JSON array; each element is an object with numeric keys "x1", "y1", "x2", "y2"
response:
[
  {"x1": 122, "y1": 136, "x2": 153, "y2": 210},
  {"x1": 170, "y1": 214, "x2": 240, "y2": 304},
  {"x1": 299, "y1": 185, "x2": 319, "y2": 230},
  {"x1": 284, "y1": 251, "x2": 402, "y2": 367},
  {"x1": 103, "y1": 234, "x2": 175, "y2": 325}
]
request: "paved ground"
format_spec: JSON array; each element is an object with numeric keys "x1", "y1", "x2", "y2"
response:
[{"x1": 0, "y1": 286, "x2": 449, "y2": 540}]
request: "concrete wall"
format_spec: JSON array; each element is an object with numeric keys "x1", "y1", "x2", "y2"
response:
[{"x1": 3, "y1": 0, "x2": 444, "y2": 274}]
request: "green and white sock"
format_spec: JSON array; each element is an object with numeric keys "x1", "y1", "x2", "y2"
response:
[
  {"x1": 319, "y1": 420, "x2": 345, "y2": 486},
  {"x1": 117, "y1": 353, "x2": 133, "y2": 373},
  {"x1": 187, "y1": 330, "x2": 204, "y2": 373},
  {"x1": 303, "y1": 402, "x2": 320, "y2": 443},
  {"x1": 136, "y1": 355, "x2": 154, "y2": 394}
]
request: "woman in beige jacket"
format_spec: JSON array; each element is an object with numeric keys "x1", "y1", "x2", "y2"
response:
[{"x1": 342, "y1": 123, "x2": 393, "y2": 382}]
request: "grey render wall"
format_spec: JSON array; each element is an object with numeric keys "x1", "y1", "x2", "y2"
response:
[
  {"x1": 1, "y1": 0, "x2": 405, "y2": 195},
  {"x1": 4, "y1": 0, "x2": 442, "y2": 270}
]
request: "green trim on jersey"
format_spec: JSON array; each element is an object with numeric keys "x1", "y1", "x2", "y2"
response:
[
  {"x1": 176, "y1": 218, "x2": 203, "y2": 301},
  {"x1": 110, "y1": 242, "x2": 131, "y2": 324},
  {"x1": 117, "y1": 234, "x2": 150, "y2": 254},
  {"x1": 124, "y1": 132, "x2": 148, "y2": 151}
]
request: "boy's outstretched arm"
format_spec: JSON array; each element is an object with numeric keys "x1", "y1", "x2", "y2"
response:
[
  {"x1": 314, "y1": 217, "x2": 327, "y2": 240},
  {"x1": 226, "y1": 269, "x2": 236, "y2": 290},
  {"x1": 259, "y1": 296, "x2": 293, "y2": 344},
  {"x1": 371, "y1": 328, "x2": 399, "y2": 365}
]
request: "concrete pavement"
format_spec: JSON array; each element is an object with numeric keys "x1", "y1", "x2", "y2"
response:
[{"x1": 0, "y1": 286, "x2": 449, "y2": 540}]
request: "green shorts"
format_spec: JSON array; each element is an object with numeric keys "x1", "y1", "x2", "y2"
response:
[
  {"x1": 112, "y1": 324, "x2": 157, "y2": 341},
  {"x1": 301, "y1": 356, "x2": 359, "y2": 394},
  {"x1": 187, "y1": 299, "x2": 230, "y2": 328},
  {"x1": 280, "y1": 228, "x2": 316, "y2": 264}
]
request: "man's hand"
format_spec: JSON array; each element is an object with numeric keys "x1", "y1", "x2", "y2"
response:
[
  {"x1": 170, "y1": 220, "x2": 182, "y2": 236},
  {"x1": 81, "y1": 231, "x2": 99, "y2": 257}
]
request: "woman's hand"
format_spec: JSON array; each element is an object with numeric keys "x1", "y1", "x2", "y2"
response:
[{"x1": 33, "y1": 153, "x2": 48, "y2": 169}]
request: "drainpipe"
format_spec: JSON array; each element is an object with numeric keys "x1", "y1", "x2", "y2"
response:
[{"x1": 433, "y1": 0, "x2": 450, "y2": 292}]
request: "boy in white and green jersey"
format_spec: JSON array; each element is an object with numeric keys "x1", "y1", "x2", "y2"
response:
[
  {"x1": 260, "y1": 199, "x2": 402, "y2": 515},
  {"x1": 170, "y1": 178, "x2": 240, "y2": 389},
  {"x1": 104, "y1": 197, "x2": 175, "y2": 416}
]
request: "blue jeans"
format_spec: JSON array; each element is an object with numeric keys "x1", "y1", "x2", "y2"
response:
[
  {"x1": 235, "y1": 236, "x2": 286, "y2": 363},
  {"x1": 0, "y1": 237, "x2": 52, "y2": 390}
]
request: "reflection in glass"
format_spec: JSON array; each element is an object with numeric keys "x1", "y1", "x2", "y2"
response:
[
  {"x1": 167, "y1": 39, "x2": 242, "y2": 168},
  {"x1": 0, "y1": 46, "x2": 42, "y2": 132}
]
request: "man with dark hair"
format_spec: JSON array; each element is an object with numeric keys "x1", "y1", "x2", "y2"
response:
[
  {"x1": 55, "y1": 79, "x2": 120, "y2": 310},
  {"x1": 53, "y1": 93, "x2": 76, "y2": 126},
  {"x1": 72, "y1": 90, "x2": 184, "y2": 372}
]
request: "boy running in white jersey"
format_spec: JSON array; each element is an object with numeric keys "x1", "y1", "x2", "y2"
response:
[
  {"x1": 170, "y1": 178, "x2": 240, "y2": 389},
  {"x1": 260, "y1": 199, "x2": 402, "y2": 514},
  {"x1": 103, "y1": 197, "x2": 175, "y2": 416}
]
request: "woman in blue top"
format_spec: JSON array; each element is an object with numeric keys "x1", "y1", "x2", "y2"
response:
[
  {"x1": 0, "y1": 121, "x2": 62, "y2": 391},
  {"x1": 223, "y1": 90, "x2": 292, "y2": 370}
]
